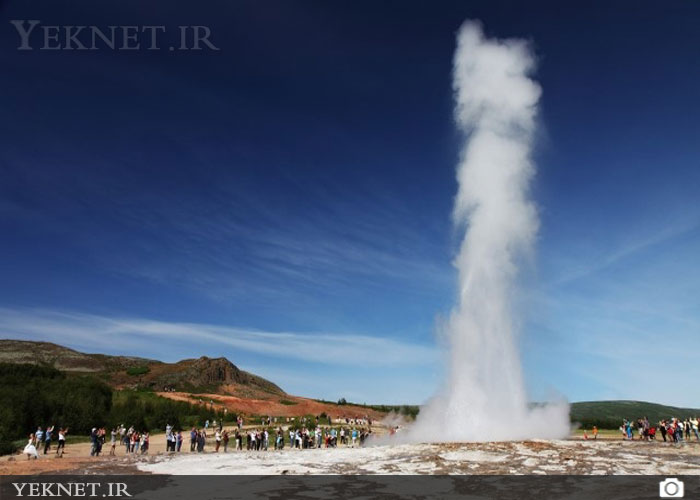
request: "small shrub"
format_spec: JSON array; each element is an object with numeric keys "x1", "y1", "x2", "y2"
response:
[{"x1": 126, "y1": 365, "x2": 150, "y2": 376}]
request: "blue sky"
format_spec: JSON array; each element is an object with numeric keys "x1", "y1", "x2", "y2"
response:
[{"x1": 0, "y1": 1, "x2": 699, "y2": 406}]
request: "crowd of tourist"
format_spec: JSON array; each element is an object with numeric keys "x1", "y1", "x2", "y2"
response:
[
  {"x1": 617, "y1": 417, "x2": 699, "y2": 442},
  {"x1": 21, "y1": 413, "x2": 700, "y2": 460},
  {"x1": 21, "y1": 415, "x2": 375, "y2": 459},
  {"x1": 183, "y1": 423, "x2": 373, "y2": 454}
]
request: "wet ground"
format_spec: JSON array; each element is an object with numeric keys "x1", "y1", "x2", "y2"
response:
[{"x1": 137, "y1": 440, "x2": 700, "y2": 475}]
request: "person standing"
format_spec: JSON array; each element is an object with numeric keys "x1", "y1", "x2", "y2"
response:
[
  {"x1": 43, "y1": 425, "x2": 54, "y2": 454},
  {"x1": 56, "y1": 428, "x2": 67, "y2": 456},
  {"x1": 130, "y1": 431, "x2": 139, "y2": 454},
  {"x1": 659, "y1": 421, "x2": 667, "y2": 442},
  {"x1": 110, "y1": 428, "x2": 117, "y2": 456},
  {"x1": 275, "y1": 429, "x2": 283, "y2": 450},
  {"x1": 24, "y1": 434, "x2": 39, "y2": 460},
  {"x1": 165, "y1": 424, "x2": 173, "y2": 452},
  {"x1": 197, "y1": 430, "x2": 205, "y2": 452},
  {"x1": 90, "y1": 428, "x2": 98, "y2": 456},
  {"x1": 676, "y1": 419, "x2": 684, "y2": 442},
  {"x1": 123, "y1": 430, "x2": 130, "y2": 453},
  {"x1": 690, "y1": 417, "x2": 700, "y2": 441},
  {"x1": 190, "y1": 427, "x2": 197, "y2": 452},
  {"x1": 141, "y1": 432, "x2": 149, "y2": 454},
  {"x1": 34, "y1": 427, "x2": 43, "y2": 447}
]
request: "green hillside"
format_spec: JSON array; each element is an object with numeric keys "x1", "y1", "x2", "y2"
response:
[{"x1": 570, "y1": 400, "x2": 700, "y2": 429}]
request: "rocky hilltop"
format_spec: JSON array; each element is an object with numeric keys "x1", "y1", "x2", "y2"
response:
[{"x1": 0, "y1": 339, "x2": 284, "y2": 395}]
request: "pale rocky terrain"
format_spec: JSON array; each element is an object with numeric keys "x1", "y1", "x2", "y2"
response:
[{"x1": 138, "y1": 439, "x2": 700, "y2": 475}]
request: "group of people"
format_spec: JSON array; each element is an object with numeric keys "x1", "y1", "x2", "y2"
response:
[
  {"x1": 182, "y1": 424, "x2": 373, "y2": 453},
  {"x1": 164, "y1": 424, "x2": 181, "y2": 452},
  {"x1": 21, "y1": 414, "x2": 376, "y2": 460},
  {"x1": 23, "y1": 425, "x2": 68, "y2": 459},
  {"x1": 90, "y1": 425, "x2": 153, "y2": 456},
  {"x1": 284, "y1": 426, "x2": 370, "y2": 449},
  {"x1": 656, "y1": 418, "x2": 699, "y2": 442},
  {"x1": 620, "y1": 417, "x2": 700, "y2": 442},
  {"x1": 117, "y1": 426, "x2": 152, "y2": 455}
]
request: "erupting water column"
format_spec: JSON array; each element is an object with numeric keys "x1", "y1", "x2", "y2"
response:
[{"x1": 410, "y1": 21, "x2": 569, "y2": 442}]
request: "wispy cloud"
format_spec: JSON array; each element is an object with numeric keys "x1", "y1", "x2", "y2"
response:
[
  {"x1": 118, "y1": 183, "x2": 452, "y2": 302},
  {"x1": 546, "y1": 217, "x2": 700, "y2": 287},
  {"x1": 0, "y1": 307, "x2": 438, "y2": 368},
  {"x1": 1, "y1": 152, "x2": 454, "y2": 308}
]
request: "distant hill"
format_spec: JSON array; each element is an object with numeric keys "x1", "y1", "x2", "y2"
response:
[
  {"x1": 0, "y1": 339, "x2": 284, "y2": 396},
  {"x1": 2, "y1": 340, "x2": 696, "y2": 428},
  {"x1": 570, "y1": 400, "x2": 700, "y2": 428}
]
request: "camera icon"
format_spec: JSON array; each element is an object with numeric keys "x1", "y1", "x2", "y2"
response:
[{"x1": 659, "y1": 478, "x2": 684, "y2": 498}]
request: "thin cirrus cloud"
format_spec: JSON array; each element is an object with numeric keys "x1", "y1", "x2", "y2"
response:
[
  {"x1": 0, "y1": 307, "x2": 438, "y2": 367},
  {"x1": 83, "y1": 176, "x2": 454, "y2": 303},
  {"x1": 544, "y1": 216, "x2": 700, "y2": 288}
]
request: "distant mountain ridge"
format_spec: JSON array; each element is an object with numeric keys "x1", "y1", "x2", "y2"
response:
[
  {"x1": 570, "y1": 399, "x2": 700, "y2": 427},
  {"x1": 0, "y1": 339, "x2": 284, "y2": 396}
]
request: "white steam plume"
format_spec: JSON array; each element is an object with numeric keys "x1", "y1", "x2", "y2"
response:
[{"x1": 408, "y1": 21, "x2": 569, "y2": 442}]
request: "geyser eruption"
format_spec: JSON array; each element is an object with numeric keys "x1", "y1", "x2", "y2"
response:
[{"x1": 410, "y1": 21, "x2": 569, "y2": 442}]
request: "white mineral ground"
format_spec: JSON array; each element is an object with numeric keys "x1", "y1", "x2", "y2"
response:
[{"x1": 136, "y1": 439, "x2": 700, "y2": 475}]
